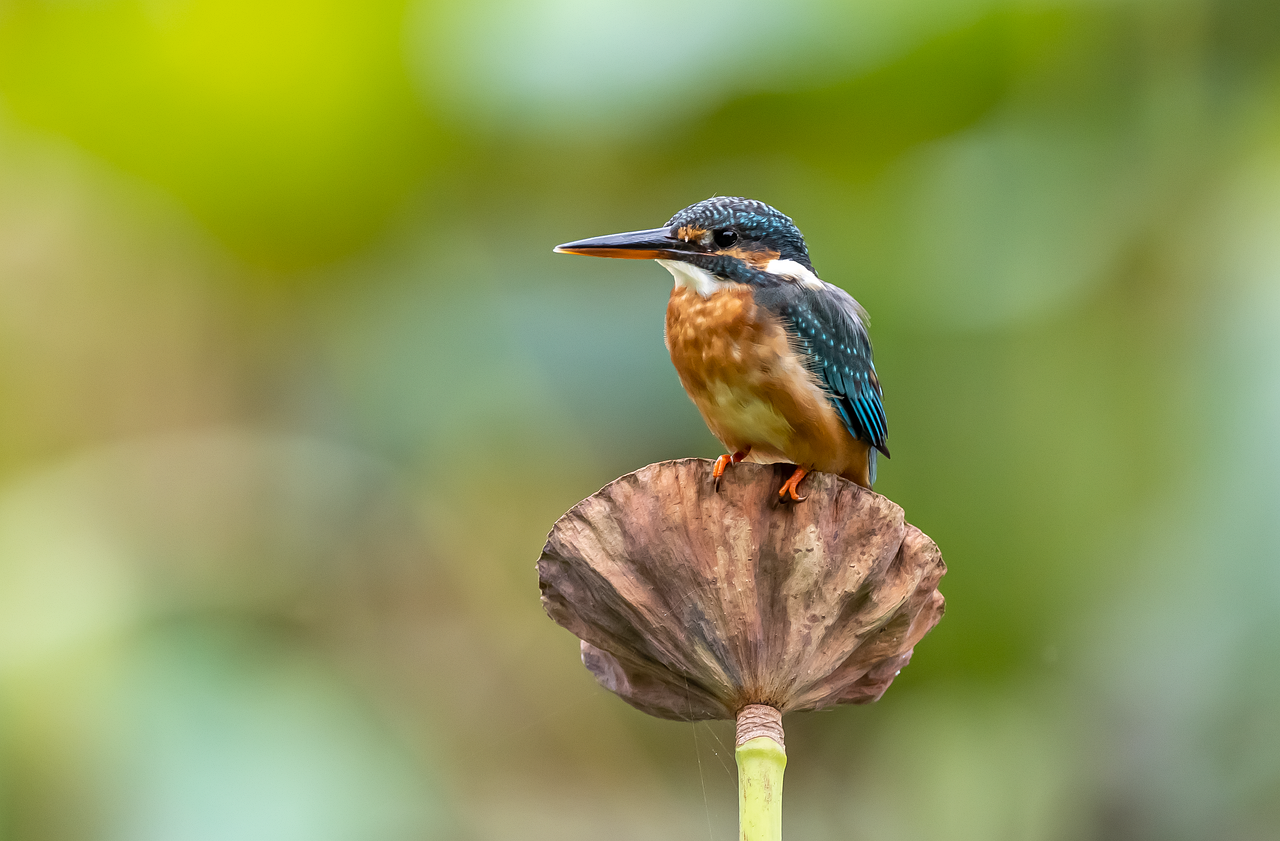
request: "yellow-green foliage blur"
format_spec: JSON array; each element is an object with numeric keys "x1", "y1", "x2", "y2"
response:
[{"x1": 1, "y1": 1, "x2": 1278, "y2": 839}]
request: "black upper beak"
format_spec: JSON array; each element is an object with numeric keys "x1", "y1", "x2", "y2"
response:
[{"x1": 554, "y1": 226, "x2": 701, "y2": 260}]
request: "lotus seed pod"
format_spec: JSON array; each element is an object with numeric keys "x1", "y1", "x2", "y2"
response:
[{"x1": 537, "y1": 459, "x2": 945, "y2": 721}]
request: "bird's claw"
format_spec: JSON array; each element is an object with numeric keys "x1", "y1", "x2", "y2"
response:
[
  {"x1": 711, "y1": 448, "x2": 751, "y2": 492},
  {"x1": 778, "y1": 467, "x2": 810, "y2": 504},
  {"x1": 712, "y1": 454, "x2": 732, "y2": 491}
]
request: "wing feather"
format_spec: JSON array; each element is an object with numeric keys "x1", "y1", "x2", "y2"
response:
[{"x1": 760, "y1": 279, "x2": 890, "y2": 457}]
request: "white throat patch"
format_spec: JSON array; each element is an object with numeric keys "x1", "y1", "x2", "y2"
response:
[
  {"x1": 658, "y1": 259, "x2": 726, "y2": 297},
  {"x1": 658, "y1": 256, "x2": 826, "y2": 297}
]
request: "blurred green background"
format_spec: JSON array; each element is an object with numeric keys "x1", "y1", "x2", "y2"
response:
[{"x1": 0, "y1": 0, "x2": 1278, "y2": 838}]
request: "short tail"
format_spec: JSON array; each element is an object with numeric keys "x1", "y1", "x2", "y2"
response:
[{"x1": 868, "y1": 449, "x2": 878, "y2": 487}]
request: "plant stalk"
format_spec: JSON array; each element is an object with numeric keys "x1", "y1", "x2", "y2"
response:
[{"x1": 736, "y1": 705, "x2": 786, "y2": 841}]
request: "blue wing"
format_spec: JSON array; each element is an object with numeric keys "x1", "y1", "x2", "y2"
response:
[{"x1": 767, "y1": 282, "x2": 890, "y2": 458}]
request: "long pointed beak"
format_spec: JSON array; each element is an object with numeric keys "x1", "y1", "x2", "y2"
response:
[{"x1": 554, "y1": 226, "x2": 700, "y2": 260}]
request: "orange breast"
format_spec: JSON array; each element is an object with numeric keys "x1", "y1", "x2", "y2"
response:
[{"x1": 664, "y1": 285, "x2": 872, "y2": 487}]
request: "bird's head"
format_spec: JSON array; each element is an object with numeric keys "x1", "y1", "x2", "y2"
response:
[{"x1": 555, "y1": 197, "x2": 815, "y2": 294}]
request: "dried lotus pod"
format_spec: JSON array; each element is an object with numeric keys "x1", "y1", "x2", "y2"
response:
[
  {"x1": 538, "y1": 458, "x2": 945, "y2": 721},
  {"x1": 537, "y1": 459, "x2": 946, "y2": 840}
]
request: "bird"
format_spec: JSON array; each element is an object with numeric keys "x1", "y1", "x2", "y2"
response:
[{"x1": 555, "y1": 197, "x2": 888, "y2": 502}]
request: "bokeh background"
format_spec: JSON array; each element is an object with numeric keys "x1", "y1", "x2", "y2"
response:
[{"x1": 0, "y1": 0, "x2": 1278, "y2": 839}]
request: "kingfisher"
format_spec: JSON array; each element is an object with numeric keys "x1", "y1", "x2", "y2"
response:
[{"x1": 555, "y1": 197, "x2": 888, "y2": 502}]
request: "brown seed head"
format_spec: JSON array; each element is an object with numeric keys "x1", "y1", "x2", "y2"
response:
[{"x1": 537, "y1": 459, "x2": 946, "y2": 721}]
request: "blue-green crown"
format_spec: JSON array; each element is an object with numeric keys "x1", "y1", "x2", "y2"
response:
[{"x1": 667, "y1": 197, "x2": 813, "y2": 270}]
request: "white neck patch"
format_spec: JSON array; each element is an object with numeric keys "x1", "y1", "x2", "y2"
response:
[
  {"x1": 658, "y1": 259, "x2": 726, "y2": 297},
  {"x1": 764, "y1": 258, "x2": 825, "y2": 290}
]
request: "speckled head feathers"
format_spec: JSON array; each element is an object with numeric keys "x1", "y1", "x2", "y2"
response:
[{"x1": 668, "y1": 197, "x2": 813, "y2": 270}]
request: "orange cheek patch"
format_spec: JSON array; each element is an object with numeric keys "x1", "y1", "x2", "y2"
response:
[{"x1": 720, "y1": 247, "x2": 780, "y2": 269}]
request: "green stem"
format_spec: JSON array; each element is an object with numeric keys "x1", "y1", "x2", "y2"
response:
[{"x1": 736, "y1": 734, "x2": 786, "y2": 841}]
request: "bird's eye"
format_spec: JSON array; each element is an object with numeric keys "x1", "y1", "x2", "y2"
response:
[{"x1": 713, "y1": 229, "x2": 739, "y2": 249}]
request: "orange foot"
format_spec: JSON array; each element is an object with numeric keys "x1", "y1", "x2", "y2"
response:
[
  {"x1": 778, "y1": 466, "x2": 810, "y2": 503},
  {"x1": 712, "y1": 447, "x2": 751, "y2": 491}
]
